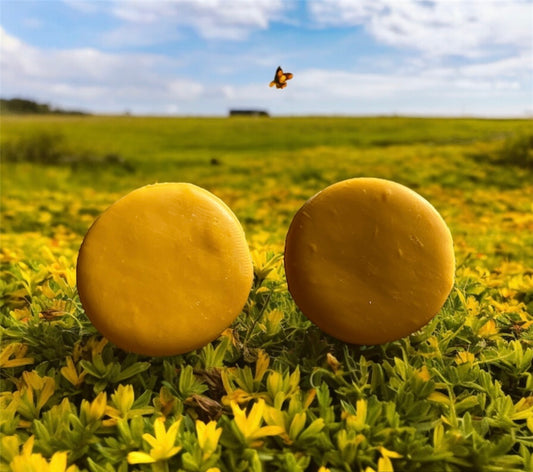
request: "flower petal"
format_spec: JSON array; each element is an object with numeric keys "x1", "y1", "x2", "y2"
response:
[
  {"x1": 141, "y1": 433, "x2": 158, "y2": 449},
  {"x1": 250, "y1": 425, "x2": 285, "y2": 440},
  {"x1": 127, "y1": 451, "x2": 156, "y2": 464},
  {"x1": 49, "y1": 451, "x2": 68, "y2": 470}
]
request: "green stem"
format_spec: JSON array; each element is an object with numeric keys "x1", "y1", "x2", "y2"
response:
[
  {"x1": 151, "y1": 461, "x2": 169, "y2": 472},
  {"x1": 243, "y1": 289, "x2": 273, "y2": 345}
]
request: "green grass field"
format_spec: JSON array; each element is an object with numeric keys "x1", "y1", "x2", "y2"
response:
[{"x1": 1, "y1": 116, "x2": 532, "y2": 471}]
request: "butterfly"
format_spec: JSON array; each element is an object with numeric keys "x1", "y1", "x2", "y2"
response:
[{"x1": 269, "y1": 66, "x2": 293, "y2": 89}]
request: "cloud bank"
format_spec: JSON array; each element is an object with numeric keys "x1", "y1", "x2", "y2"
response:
[
  {"x1": 1, "y1": 0, "x2": 531, "y2": 116},
  {"x1": 309, "y1": 0, "x2": 532, "y2": 58}
]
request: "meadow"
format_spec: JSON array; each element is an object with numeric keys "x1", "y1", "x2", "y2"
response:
[{"x1": 1, "y1": 115, "x2": 532, "y2": 471}]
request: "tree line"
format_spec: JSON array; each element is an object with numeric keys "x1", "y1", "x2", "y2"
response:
[{"x1": 0, "y1": 98, "x2": 88, "y2": 115}]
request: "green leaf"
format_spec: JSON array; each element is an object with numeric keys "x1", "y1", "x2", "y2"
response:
[{"x1": 116, "y1": 362, "x2": 150, "y2": 382}]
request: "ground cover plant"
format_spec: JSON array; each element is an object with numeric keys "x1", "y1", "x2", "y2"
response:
[{"x1": 1, "y1": 115, "x2": 532, "y2": 471}]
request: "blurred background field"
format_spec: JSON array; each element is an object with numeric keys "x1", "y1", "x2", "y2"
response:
[
  {"x1": 1, "y1": 116, "x2": 533, "y2": 471},
  {"x1": 2, "y1": 115, "x2": 533, "y2": 262}
]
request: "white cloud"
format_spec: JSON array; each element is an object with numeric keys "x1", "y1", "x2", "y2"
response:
[
  {"x1": 0, "y1": 27, "x2": 204, "y2": 113},
  {"x1": 296, "y1": 63, "x2": 527, "y2": 99},
  {"x1": 1, "y1": 24, "x2": 530, "y2": 116},
  {"x1": 309, "y1": 0, "x2": 532, "y2": 57},
  {"x1": 221, "y1": 54, "x2": 532, "y2": 115},
  {"x1": 181, "y1": 58, "x2": 531, "y2": 116},
  {"x1": 76, "y1": 0, "x2": 290, "y2": 44},
  {"x1": 309, "y1": 0, "x2": 381, "y2": 25},
  {"x1": 22, "y1": 17, "x2": 44, "y2": 29},
  {"x1": 62, "y1": 0, "x2": 103, "y2": 14},
  {"x1": 459, "y1": 53, "x2": 532, "y2": 78},
  {"x1": 2, "y1": 31, "x2": 161, "y2": 86}
]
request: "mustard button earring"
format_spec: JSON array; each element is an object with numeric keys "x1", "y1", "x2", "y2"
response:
[
  {"x1": 284, "y1": 177, "x2": 455, "y2": 345},
  {"x1": 77, "y1": 183, "x2": 253, "y2": 356}
]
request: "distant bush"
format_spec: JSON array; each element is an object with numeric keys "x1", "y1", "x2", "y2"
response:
[
  {"x1": 497, "y1": 133, "x2": 533, "y2": 169},
  {"x1": 0, "y1": 97, "x2": 88, "y2": 115},
  {"x1": 2, "y1": 131, "x2": 65, "y2": 164},
  {"x1": 2, "y1": 131, "x2": 134, "y2": 172}
]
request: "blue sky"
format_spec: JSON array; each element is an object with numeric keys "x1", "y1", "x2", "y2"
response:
[{"x1": 1, "y1": 0, "x2": 532, "y2": 116}]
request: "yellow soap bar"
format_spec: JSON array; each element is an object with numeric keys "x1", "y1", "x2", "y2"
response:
[
  {"x1": 284, "y1": 178, "x2": 455, "y2": 345},
  {"x1": 77, "y1": 183, "x2": 253, "y2": 356}
]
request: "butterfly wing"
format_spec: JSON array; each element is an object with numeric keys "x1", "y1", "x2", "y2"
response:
[
  {"x1": 270, "y1": 66, "x2": 292, "y2": 89},
  {"x1": 273, "y1": 66, "x2": 283, "y2": 83}
]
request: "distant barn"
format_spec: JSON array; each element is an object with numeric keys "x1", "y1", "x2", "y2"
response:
[{"x1": 229, "y1": 109, "x2": 269, "y2": 117}]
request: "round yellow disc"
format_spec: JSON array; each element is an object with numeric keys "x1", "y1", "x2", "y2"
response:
[
  {"x1": 284, "y1": 178, "x2": 455, "y2": 345},
  {"x1": 77, "y1": 183, "x2": 253, "y2": 356}
]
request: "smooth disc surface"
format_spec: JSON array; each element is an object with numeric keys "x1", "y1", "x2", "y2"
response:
[
  {"x1": 284, "y1": 178, "x2": 455, "y2": 345},
  {"x1": 77, "y1": 183, "x2": 253, "y2": 356}
]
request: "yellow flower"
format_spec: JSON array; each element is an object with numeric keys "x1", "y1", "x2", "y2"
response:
[
  {"x1": 16, "y1": 371, "x2": 56, "y2": 417},
  {"x1": 263, "y1": 404, "x2": 324, "y2": 445},
  {"x1": 41, "y1": 280, "x2": 58, "y2": 299},
  {"x1": 70, "y1": 336, "x2": 107, "y2": 363},
  {"x1": 255, "y1": 349, "x2": 270, "y2": 382},
  {"x1": 376, "y1": 445, "x2": 403, "y2": 472},
  {"x1": 1, "y1": 435, "x2": 21, "y2": 464},
  {"x1": 489, "y1": 296, "x2": 527, "y2": 315},
  {"x1": 50, "y1": 257, "x2": 76, "y2": 288},
  {"x1": 326, "y1": 352, "x2": 342, "y2": 374},
  {"x1": 87, "y1": 337, "x2": 108, "y2": 357},
  {"x1": 251, "y1": 250, "x2": 282, "y2": 281},
  {"x1": 222, "y1": 388, "x2": 255, "y2": 406},
  {"x1": 109, "y1": 384, "x2": 135, "y2": 417},
  {"x1": 107, "y1": 384, "x2": 154, "y2": 421},
  {"x1": 464, "y1": 296, "x2": 480, "y2": 316},
  {"x1": 80, "y1": 392, "x2": 107, "y2": 423},
  {"x1": 220, "y1": 368, "x2": 256, "y2": 406},
  {"x1": 342, "y1": 399, "x2": 367, "y2": 432},
  {"x1": 0, "y1": 246, "x2": 20, "y2": 262},
  {"x1": 231, "y1": 399, "x2": 284, "y2": 447},
  {"x1": 9, "y1": 436, "x2": 79, "y2": 472},
  {"x1": 60, "y1": 357, "x2": 86, "y2": 388},
  {"x1": 415, "y1": 365, "x2": 431, "y2": 382},
  {"x1": 266, "y1": 368, "x2": 300, "y2": 403},
  {"x1": 379, "y1": 446, "x2": 403, "y2": 459},
  {"x1": 477, "y1": 319, "x2": 499, "y2": 337},
  {"x1": 428, "y1": 392, "x2": 451, "y2": 405},
  {"x1": 0, "y1": 343, "x2": 34, "y2": 368},
  {"x1": 499, "y1": 287, "x2": 517, "y2": 299},
  {"x1": 377, "y1": 455, "x2": 394, "y2": 472},
  {"x1": 263, "y1": 406, "x2": 290, "y2": 443},
  {"x1": 196, "y1": 420, "x2": 222, "y2": 461},
  {"x1": 127, "y1": 417, "x2": 182, "y2": 464},
  {"x1": 50, "y1": 452, "x2": 77, "y2": 472},
  {"x1": 511, "y1": 396, "x2": 533, "y2": 422},
  {"x1": 10, "y1": 307, "x2": 31, "y2": 322},
  {"x1": 455, "y1": 351, "x2": 475, "y2": 365},
  {"x1": 264, "y1": 309, "x2": 284, "y2": 335}
]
